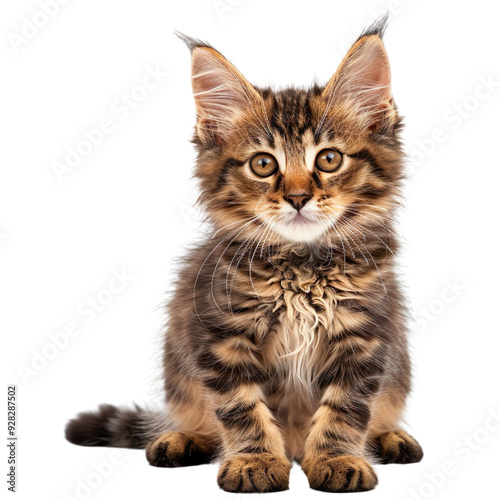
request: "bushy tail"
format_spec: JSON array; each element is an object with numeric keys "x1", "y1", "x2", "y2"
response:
[{"x1": 65, "y1": 404, "x2": 166, "y2": 449}]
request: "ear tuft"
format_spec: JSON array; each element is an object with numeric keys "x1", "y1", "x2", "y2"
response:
[
  {"x1": 174, "y1": 31, "x2": 212, "y2": 52},
  {"x1": 355, "y1": 12, "x2": 390, "y2": 41}
]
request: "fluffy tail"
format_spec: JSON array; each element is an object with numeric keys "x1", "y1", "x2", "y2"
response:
[{"x1": 65, "y1": 404, "x2": 166, "y2": 449}]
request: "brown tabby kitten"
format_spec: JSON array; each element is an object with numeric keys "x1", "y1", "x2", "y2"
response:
[{"x1": 66, "y1": 16, "x2": 423, "y2": 493}]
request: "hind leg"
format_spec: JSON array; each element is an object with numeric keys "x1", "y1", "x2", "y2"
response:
[
  {"x1": 368, "y1": 389, "x2": 423, "y2": 465},
  {"x1": 147, "y1": 372, "x2": 221, "y2": 468},
  {"x1": 146, "y1": 431, "x2": 218, "y2": 467},
  {"x1": 373, "y1": 430, "x2": 423, "y2": 464}
]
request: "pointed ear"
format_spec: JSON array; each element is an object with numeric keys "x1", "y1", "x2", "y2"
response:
[
  {"x1": 323, "y1": 33, "x2": 394, "y2": 133},
  {"x1": 177, "y1": 34, "x2": 263, "y2": 146}
]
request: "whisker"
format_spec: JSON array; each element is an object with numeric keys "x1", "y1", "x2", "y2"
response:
[
  {"x1": 193, "y1": 215, "x2": 267, "y2": 328},
  {"x1": 210, "y1": 211, "x2": 273, "y2": 313},
  {"x1": 225, "y1": 224, "x2": 262, "y2": 311}
]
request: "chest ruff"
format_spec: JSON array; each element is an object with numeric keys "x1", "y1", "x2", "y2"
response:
[
  {"x1": 250, "y1": 259, "x2": 382, "y2": 458},
  {"x1": 262, "y1": 261, "x2": 369, "y2": 385}
]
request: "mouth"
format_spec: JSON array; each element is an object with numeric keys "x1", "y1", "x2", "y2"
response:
[
  {"x1": 271, "y1": 212, "x2": 332, "y2": 243},
  {"x1": 290, "y1": 213, "x2": 310, "y2": 225}
]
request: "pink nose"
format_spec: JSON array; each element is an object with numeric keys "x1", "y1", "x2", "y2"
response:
[{"x1": 284, "y1": 194, "x2": 311, "y2": 211}]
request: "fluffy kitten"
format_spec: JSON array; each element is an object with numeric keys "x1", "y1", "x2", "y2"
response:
[{"x1": 66, "y1": 16, "x2": 423, "y2": 493}]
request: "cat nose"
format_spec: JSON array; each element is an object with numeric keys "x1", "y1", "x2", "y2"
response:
[{"x1": 284, "y1": 193, "x2": 312, "y2": 211}]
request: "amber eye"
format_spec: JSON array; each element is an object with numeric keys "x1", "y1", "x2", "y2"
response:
[
  {"x1": 250, "y1": 153, "x2": 278, "y2": 178},
  {"x1": 315, "y1": 148, "x2": 343, "y2": 173}
]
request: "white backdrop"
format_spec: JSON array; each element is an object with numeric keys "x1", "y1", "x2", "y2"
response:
[{"x1": 1, "y1": 0, "x2": 499, "y2": 498}]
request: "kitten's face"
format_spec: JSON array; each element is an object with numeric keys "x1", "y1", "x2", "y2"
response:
[{"x1": 185, "y1": 31, "x2": 402, "y2": 246}]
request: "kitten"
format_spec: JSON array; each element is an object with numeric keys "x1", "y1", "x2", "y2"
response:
[{"x1": 66, "y1": 15, "x2": 423, "y2": 493}]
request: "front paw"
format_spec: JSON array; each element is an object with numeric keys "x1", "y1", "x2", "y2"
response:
[
  {"x1": 302, "y1": 454, "x2": 378, "y2": 492},
  {"x1": 217, "y1": 453, "x2": 291, "y2": 493}
]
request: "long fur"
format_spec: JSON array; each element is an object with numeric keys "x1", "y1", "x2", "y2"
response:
[{"x1": 66, "y1": 17, "x2": 422, "y2": 493}]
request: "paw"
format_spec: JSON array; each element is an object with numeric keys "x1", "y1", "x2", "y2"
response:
[
  {"x1": 302, "y1": 454, "x2": 378, "y2": 492},
  {"x1": 373, "y1": 430, "x2": 423, "y2": 464},
  {"x1": 146, "y1": 431, "x2": 215, "y2": 467},
  {"x1": 217, "y1": 453, "x2": 291, "y2": 493}
]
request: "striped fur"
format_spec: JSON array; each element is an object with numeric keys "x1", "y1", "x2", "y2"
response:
[{"x1": 66, "y1": 16, "x2": 422, "y2": 493}]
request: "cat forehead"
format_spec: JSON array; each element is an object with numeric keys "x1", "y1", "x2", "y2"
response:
[
  {"x1": 270, "y1": 131, "x2": 315, "y2": 174},
  {"x1": 261, "y1": 86, "x2": 325, "y2": 141},
  {"x1": 250, "y1": 88, "x2": 348, "y2": 172}
]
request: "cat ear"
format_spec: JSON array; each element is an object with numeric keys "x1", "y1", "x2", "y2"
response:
[
  {"x1": 323, "y1": 19, "x2": 394, "y2": 133},
  {"x1": 177, "y1": 32, "x2": 263, "y2": 146}
]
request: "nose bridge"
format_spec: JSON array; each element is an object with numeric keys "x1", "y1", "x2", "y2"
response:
[
  {"x1": 284, "y1": 172, "x2": 310, "y2": 196},
  {"x1": 282, "y1": 152, "x2": 312, "y2": 212},
  {"x1": 284, "y1": 151, "x2": 311, "y2": 196}
]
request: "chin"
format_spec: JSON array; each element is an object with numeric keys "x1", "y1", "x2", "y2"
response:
[{"x1": 272, "y1": 219, "x2": 331, "y2": 244}]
